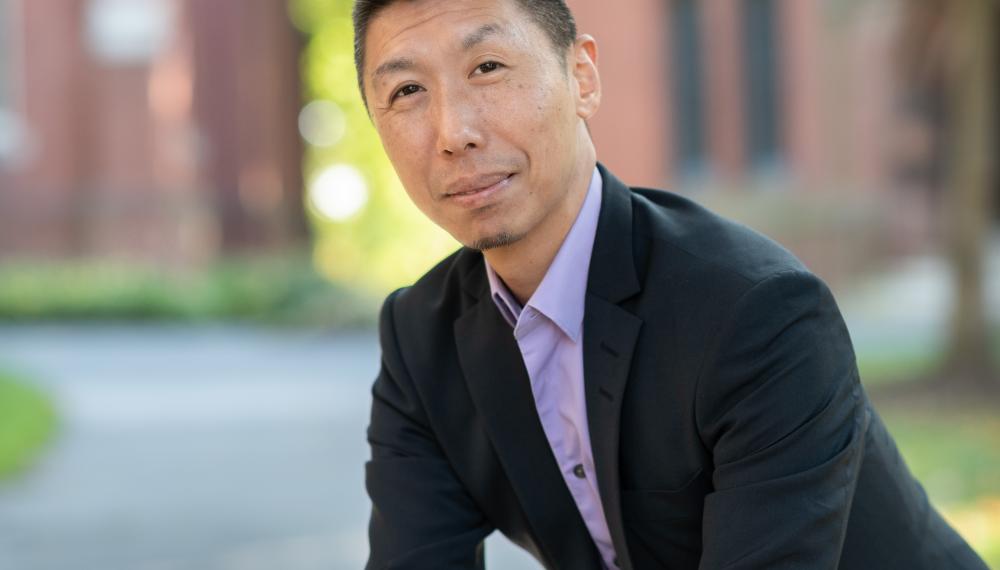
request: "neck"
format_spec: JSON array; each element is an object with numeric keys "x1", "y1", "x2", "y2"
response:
[{"x1": 483, "y1": 153, "x2": 596, "y2": 306}]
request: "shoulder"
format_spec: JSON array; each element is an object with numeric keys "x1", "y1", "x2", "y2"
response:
[{"x1": 628, "y1": 186, "x2": 810, "y2": 289}]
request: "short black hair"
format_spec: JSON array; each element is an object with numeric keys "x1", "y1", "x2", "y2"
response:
[{"x1": 353, "y1": 0, "x2": 577, "y2": 108}]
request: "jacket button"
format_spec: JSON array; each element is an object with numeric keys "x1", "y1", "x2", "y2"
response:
[{"x1": 572, "y1": 464, "x2": 585, "y2": 479}]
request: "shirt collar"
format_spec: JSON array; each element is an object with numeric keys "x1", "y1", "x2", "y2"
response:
[{"x1": 485, "y1": 166, "x2": 603, "y2": 342}]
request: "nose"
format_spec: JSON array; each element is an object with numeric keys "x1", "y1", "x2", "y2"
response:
[{"x1": 433, "y1": 88, "x2": 484, "y2": 157}]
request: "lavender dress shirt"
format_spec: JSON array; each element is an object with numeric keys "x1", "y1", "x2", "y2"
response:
[{"x1": 484, "y1": 167, "x2": 618, "y2": 569}]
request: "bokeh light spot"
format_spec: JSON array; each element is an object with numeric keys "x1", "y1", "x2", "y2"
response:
[
  {"x1": 298, "y1": 100, "x2": 346, "y2": 148},
  {"x1": 309, "y1": 164, "x2": 368, "y2": 222}
]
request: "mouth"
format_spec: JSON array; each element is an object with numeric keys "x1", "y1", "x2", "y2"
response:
[{"x1": 444, "y1": 173, "x2": 515, "y2": 208}]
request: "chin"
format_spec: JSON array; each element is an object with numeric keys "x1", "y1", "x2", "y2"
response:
[{"x1": 469, "y1": 230, "x2": 523, "y2": 252}]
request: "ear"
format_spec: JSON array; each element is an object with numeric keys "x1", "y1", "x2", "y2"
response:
[{"x1": 571, "y1": 34, "x2": 601, "y2": 120}]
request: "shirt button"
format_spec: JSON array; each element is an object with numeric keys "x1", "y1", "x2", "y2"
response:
[{"x1": 572, "y1": 464, "x2": 586, "y2": 479}]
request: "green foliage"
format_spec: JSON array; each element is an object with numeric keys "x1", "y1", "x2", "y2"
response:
[
  {"x1": 882, "y1": 406, "x2": 1000, "y2": 567},
  {"x1": 857, "y1": 347, "x2": 943, "y2": 387},
  {"x1": 0, "y1": 255, "x2": 379, "y2": 327},
  {"x1": 290, "y1": 0, "x2": 459, "y2": 294},
  {"x1": 0, "y1": 372, "x2": 56, "y2": 480},
  {"x1": 855, "y1": 325, "x2": 1000, "y2": 387},
  {"x1": 884, "y1": 408, "x2": 1000, "y2": 505}
]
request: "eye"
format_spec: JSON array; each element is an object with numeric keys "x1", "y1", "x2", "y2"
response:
[
  {"x1": 391, "y1": 84, "x2": 423, "y2": 102},
  {"x1": 473, "y1": 61, "x2": 503, "y2": 75}
]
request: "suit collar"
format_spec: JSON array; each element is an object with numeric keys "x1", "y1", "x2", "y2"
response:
[{"x1": 588, "y1": 163, "x2": 641, "y2": 303}]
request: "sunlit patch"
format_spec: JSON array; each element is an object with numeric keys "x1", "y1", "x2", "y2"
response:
[
  {"x1": 0, "y1": 110, "x2": 29, "y2": 165},
  {"x1": 941, "y1": 498, "x2": 1000, "y2": 565},
  {"x1": 309, "y1": 164, "x2": 368, "y2": 222},
  {"x1": 298, "y1": 100, "x2": 346, "y2": 148},
  {"x1": 85, "y1": 0, "x2": 174, "y2": 64}
]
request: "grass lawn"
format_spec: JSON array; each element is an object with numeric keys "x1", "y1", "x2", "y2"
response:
[
  {"x1": 880, "y1": 404, "x2": 1000, "y2": 567},
  {"x1": 859, "y1": 328, "x2": 1000, "y2": 564},
  {"x1": 0, "y1": 371, "x2": 57, "y2": 479},
  {"x1": 0, "y1": 255, "x2": 380, "y2": 327}
]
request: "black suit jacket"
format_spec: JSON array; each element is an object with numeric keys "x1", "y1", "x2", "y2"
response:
[{"x1": 365, "y1": 164, "x2": 986, "y2": 569}]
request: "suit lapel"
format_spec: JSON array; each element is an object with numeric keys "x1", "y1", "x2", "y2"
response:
[
  {"x1": 582, "y1": 296, "x2": 642, "y2": 570},
  {"x1": 582, "y1": 164, "x2": 644, "y2": 570},
  {"x1": 455, "y1": 280, "x2": 603, "y2": 570}
]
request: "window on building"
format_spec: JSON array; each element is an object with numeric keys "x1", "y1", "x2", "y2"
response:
[
  {"x1": 0, "y1": 0, "x2": 26, "y2": 167},
  {"x1": 85, "y1": 0, "x2": 173, "y2": 65},
  {"x1": 0, "y1": 0, "x2": 11, "y2": 109},
  {"x1": 671, "y1": 0, "x2": 707, "y2": 178},
  {"x1": 742, "y1": 0, "x2": 784, "y2": 171},
  {"x1": 995, "y1": 9, "x2": 1000, "y2": 221}
]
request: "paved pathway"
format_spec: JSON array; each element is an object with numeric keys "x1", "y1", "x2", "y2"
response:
[{"x1": 0, "y1": 325, "x2": 538, "y2": 569}]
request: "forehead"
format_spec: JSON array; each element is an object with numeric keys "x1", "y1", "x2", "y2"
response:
[{"x1": 364, "y1": 0, "x2": 534, "y2": 74}]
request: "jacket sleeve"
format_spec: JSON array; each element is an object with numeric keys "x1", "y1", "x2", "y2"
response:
[
  {"x1": 366, "y1": 289, "x2": 493, "y2": 570},
  {"x1": 694, "y1": 270, "x2": 870, "y2": 569}
]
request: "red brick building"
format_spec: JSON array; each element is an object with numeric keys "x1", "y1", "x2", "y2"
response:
[
  {"x1": 568, "y1": 0, "x2": 998, "y2": 277},
  {"x1": 569, "y1": 0, "x2": 892, "y2": 189},
  {"x1": 0, "y1": 0, "x2": 306, "y2": 266}
]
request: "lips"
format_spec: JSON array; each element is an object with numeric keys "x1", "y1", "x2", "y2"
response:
[
  {"x1": 444, "y1": 172, "x2": 514, "y2": 208},
  {"x1": 445, "y1": 172, "x2": 513, "y2": 196}
]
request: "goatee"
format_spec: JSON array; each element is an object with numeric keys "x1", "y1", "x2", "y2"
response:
[{"x1": 471, "y1": 231, "x2": 522, "y2": 251}]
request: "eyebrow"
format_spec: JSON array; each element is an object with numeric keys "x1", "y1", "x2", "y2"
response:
[
  {"x1": 462, "y1": 23, "x2": 504, "y2": 50},
  {"x1": 372, "y1": 57, "x2": 416, "y2": 84}
]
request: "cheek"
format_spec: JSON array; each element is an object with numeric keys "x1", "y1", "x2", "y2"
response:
[
  {"x1": 482, "y1": 78, "x2": 568, "y2": 147},
  {"x1": 374, "y1": 124, "x2": 441, "y2": 215},
  {"x1": 379, "y1": 117, "x2": 434, "y2": 173}
]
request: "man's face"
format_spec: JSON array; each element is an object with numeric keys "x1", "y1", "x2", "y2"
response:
[{"x1": 363, "y1": 0, "x2": 599, "y2": 250}]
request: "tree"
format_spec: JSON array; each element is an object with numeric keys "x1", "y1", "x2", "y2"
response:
[
  {"x1": 940, "y1": 0, "x2": 997, "y2": 389},
  {"x1": 900, "y1": 0, "x2": 998, "y2": 390}
]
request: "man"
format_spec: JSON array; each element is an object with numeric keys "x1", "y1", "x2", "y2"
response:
[{"x1": 355, "y1": 0, "x2": 988, "y2": 568}]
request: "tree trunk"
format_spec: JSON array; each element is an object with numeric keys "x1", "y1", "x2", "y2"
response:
[{"x1": 940, "y1": 0, "x2": 997, "y2": 388}]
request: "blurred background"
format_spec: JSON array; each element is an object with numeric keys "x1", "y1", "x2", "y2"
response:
[{"x1": 0, "y1": 0, "x2": 996, "y2": 568}]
